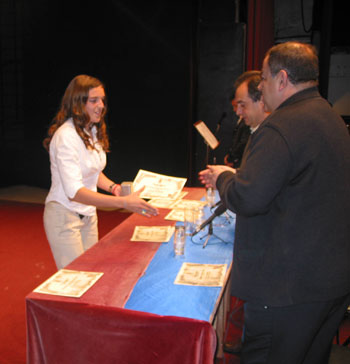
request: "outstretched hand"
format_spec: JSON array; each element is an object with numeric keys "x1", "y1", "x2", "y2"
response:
[
  {"x1": 122, "y1": 186, "x2": 158, "y2": 217},
  {"x1": 198, "y1": 165, "x2": 236, "y2": 188}
]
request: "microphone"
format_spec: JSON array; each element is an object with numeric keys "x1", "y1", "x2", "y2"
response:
[
  {"x1": 191, "y1": 202, "x2": 226, "y2": 236},
  {"x1": 211, "y1": 200, "x2": 222, "y2": 208}
]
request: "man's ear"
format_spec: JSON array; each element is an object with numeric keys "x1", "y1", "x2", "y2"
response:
[
  {"x1": 258, "y1": 99, "x2": 265, "y2": 109},
  {"x1": 278, "y1": 69, "x2": 289, "y2": 91}
]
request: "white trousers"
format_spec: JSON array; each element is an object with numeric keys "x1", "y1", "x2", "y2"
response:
[{"x1": 43, "y1": 201, "x2": 98, "y2": 270}]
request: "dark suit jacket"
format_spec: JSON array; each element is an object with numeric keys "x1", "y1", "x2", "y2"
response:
[
  {"x1": 226, "y1": 121, "x2": 251, "y2": 167},
  {"x1": 217, "y1": 87, "x2": 350, "y2": 306}
]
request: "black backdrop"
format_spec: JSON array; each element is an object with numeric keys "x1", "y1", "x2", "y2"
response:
[{"x1": 0, "y1": 0, "x2": 244, "y2": 188}]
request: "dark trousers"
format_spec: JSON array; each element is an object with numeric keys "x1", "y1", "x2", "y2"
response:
[{"x1": 241, "y1": 293, "x2": 350, "y2": 364}]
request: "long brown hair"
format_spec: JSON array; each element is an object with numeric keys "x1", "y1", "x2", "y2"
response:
[{"x1": 43, "y1": 74, "x2": 110, "y2": 152}]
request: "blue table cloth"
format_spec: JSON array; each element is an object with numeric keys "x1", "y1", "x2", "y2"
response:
[{"x1": 125, "y1": 206, "x2": 236, "y2": 322}]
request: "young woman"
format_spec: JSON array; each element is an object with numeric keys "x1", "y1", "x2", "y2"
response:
[{"x1": 43, "y1": 74, "x2": 158, "y2": 269}]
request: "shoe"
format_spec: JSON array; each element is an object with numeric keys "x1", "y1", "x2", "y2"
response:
[{"x1": 223, "y1": 339, "x2": 242, "y2": 354}]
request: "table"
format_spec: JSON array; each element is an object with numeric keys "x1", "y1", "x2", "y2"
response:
[{"x1": 26, "y1": 188, "x2": 235, "y2": 364}]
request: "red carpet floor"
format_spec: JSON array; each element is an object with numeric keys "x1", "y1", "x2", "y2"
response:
[{"x1": 0, "y1": 200, "x2": 131, "y2": 364}]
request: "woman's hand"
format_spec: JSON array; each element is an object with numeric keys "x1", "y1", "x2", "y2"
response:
[
  {"x1": 121, "y1": 188, "x2": 158, "y2": 217},
  {"x1": 71, "y1": 186, "x2": 157, "y2": 216}
]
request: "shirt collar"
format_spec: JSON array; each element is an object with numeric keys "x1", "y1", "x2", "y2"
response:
[{"x1": 250, "y1": 125, "x2": 260, "y2": 134}]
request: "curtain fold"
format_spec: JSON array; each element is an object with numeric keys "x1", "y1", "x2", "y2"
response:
[{"x1": 246, "y1": 0, "x2": 275, "y2": 70}]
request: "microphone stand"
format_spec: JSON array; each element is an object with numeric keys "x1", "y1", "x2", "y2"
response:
[
  {"x1": 202, "y1": 222, "x2": 213, "y2": 249},
  {"x1": 200, "y1": 220, "x2": 223, "y2": 249},
  {"x1": 205, "y1": 143, "x2": 217, "y2": 166},
  {"x1": 214, "y1": 211, "x2": 231, "y2": 227},
  {"x1": 212, "y1": 114, "x2": 223, "y2": 165},
  {"x1": 205, "y1": 141, "x2": 210, "y2": 167},
  {"x1": 206, "y1": 112, "x2": 226, "y2": 166}
]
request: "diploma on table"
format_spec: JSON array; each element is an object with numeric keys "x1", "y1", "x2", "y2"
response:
[
  {"x1": 149, "y1": 196, "x2": 204, "y2": 210},
  {"x1": 164, "y1": 199, "x2": 207, "y2": 221},
  {"x1": 174, "y1": 263, "x2": 227, "y2": 287},
  {"x1": 148, "y1": 191, "x2": 189, "y2": 208},
  {"x1": 133, "y1": 169, "x2": 187, "y2": 199},
  {"x1": 164, "y1": 209, "x2": 185, "y2": 222},
  {"x1": 194, "y1": 120, "x2": 220, "y2": 150},
  {"x1": 33, "y1": 269, "x2": 104, "y2": 298},
  {"x1": 148, "y1": 198, "x2": 178, "y2": 209},
  {"x1": 170, "y1": 199, "x2": 207, "y2": 209},
  {"x1": 131, "y1": 226, "x2": 175, "y2": 243}
]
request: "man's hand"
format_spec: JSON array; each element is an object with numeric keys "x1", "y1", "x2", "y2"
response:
[{"x1": 198, "y1": 165, "x2": 236, "y2": 188}]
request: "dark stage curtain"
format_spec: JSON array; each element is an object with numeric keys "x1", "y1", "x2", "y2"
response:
[{"x1": 246, "y1": 0, "x2": 275, "y2": 70}]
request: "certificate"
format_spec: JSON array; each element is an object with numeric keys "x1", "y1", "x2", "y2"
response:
[
  {"x1": 131, "y1": 226, "x2": 175, "y2": 243},
  {"x1": 170, "y1": 199, "x2": 207, "y2": 209},
  {"x1": 148, "y1": 198, "x2": 178, "y2": 209},
  {"x1": 174, "y1": 263, "x2": 227, "y2": 287},
  {"x1": 148, "y1": 191, "x2": 189, "y2": 209},
  {"x1": 33, "y1": 269, "x2": 104, "y2": 298},
  {"x1": 164, "y1": 209, "x2": 185, "y2": 222},
  {"x1": 133, "y1": 169, "x2": 187, "y2": 200}
]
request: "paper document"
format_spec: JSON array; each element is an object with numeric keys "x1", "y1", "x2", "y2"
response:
[
  {"x1": 174, "y1": 263, "x2": 227, "y2": 287},
  {"x1": 148, "y1": 198, "x2": 178, "y2": 209},
  {"x1": 170, "y1": 199, "x2": 207, "y2": 209},
  {"x1": 148, "y1": 191, "x2": 189, "y2": 208},
  {"x1": 163, "y1": 200, "x2": 206, "y2": 221},
  {"x1": 131, "y1": 226, "x2": 175, "y2": 243},
  {"x1": 133, "y1": 169, "x2": 187, "y2": 200},
  {"x1": 194, "y1": 121, "x2": 220, "y2": 150},
  {"x1": 164, "y1": 209, "x2": 185, "y2": 222},
  {"x1": 33, "y1": 269, "x2": 104, "y2": 298}
]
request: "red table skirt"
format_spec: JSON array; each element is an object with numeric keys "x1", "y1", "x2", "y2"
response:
[
  {"x1": 26, "y1": 188, "x2": 218, "y2": 363},
  {"x1": 26, "y1": 299, "x2": 217, "y2": 364}
]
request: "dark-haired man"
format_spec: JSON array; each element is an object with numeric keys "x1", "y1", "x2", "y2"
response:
[
  {"x1": 224, "y1": 71, "x2": 269, "y2": 168},
  {"x1": 199, "y1": 42, "x2": 350, "y2": 363}
]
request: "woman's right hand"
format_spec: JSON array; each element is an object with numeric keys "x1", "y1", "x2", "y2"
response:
[
  {"x1": 71, "y1": 186, "x2": 158, "y2": 216},
  {"x1": 120, "y1": 189, "x2": 158, "y2": 217}
]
